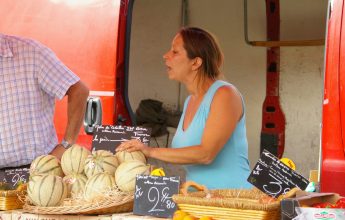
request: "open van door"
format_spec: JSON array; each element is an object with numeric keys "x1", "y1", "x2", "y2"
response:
[
  {"x1": 321, "y1": 0, "x2": 345, "y2": 196},
  {"x1": 0, "y1": 0, "x2": 134, "y2": 149}
]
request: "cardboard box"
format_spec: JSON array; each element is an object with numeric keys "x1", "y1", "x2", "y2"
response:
[
  {"x1": 309, "y1": 170, "x2": 319, "y2": 182},
  {"x1": 59, "y1": 215, "x2": 79, "y2": 220},
  {"x1": 111, "y1": 213, "x2": 169, "y2": 220},
  {"x1": 0, "y1": 211, "x2": 13, "y2": 220},
  {"x1": 14, "y1": 212, "x2": 112, "y2": 220},
  {"x1": 0, "y1": 211, "x2": 167, "y2": 220},
  {"x1": 21, "y1": 212, "x2": 40, "y2": 220},
  {"x1": 281, "y1": 191, "x2": 345, "y2": 220},
  {"x1": 294, "y1": 207, "x2": 345, "y2": 220},
  {"x1": 78, "y1": 215, "x2": 111, "y2": 220},
  {"x1": 12, "y1": 210, "x2": 24, "y2": 220}
]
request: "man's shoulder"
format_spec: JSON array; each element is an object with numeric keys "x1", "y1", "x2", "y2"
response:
[{"x1": 2, "y1": 34, "x2": 47, "y2": 51}]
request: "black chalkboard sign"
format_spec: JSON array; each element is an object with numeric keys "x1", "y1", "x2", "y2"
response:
[
  {"x1": 133, "y1": 175, "x2": 180, "y2": 218},
  {"x1": 0, "y1": 165, "x2": 30, "y2": 189},
  {"x1": 247, "y1": 149, "x2": 309, "y2": 198},
  {"x1": 92, "y1": 125, "x2": 151, "y2": 152}
]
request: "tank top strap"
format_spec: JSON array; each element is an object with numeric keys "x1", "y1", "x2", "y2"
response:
[
  {"x1": 202, "y1": 80, "x2": 233, "y2": 107},
  {"x1": 202, "y1": 80, "x2": 246, "y2": 118}
]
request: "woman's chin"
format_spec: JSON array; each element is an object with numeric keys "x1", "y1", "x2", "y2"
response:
[{"x1": 167, "y1": 73, "x2": 175, "y2": 80}]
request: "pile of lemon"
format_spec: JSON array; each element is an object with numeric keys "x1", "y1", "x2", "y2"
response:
[{"x1": 173, "y1": 210, "x2": 213, "y2": 220}]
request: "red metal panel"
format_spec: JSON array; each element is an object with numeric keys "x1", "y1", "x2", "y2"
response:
[
  {"x1": 321, "y1": 0, "x2": 345, "y2": 196},
  {"x1": 340, "y1": 0, "x2": 345, "y2": 156},
  {"x1": 114, "y1": 0, "x2": 133, "y2": 126},
  {"x1": 0, "y1": 0, "x2": 122, "y2": 148},
  {"x1": 261, "y1": 0, "x2": 286, "y2": 158}
]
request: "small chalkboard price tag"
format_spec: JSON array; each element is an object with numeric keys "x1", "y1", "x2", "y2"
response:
[
  {"x1": 0, "y1": 166, "x2": 30, "y2": 189},
  {"x1": 247, "y1": 149, "x2": 309, "y2": 198},
  {"x1": 91, "y1": 125, "x2": 151, "y2": 152},
  {"x1": 133, "y1": 175, "x2": 180, "y2": 218}
]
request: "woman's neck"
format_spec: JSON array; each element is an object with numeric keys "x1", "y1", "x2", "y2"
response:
[{"x1": 185, "y1": 77, "x2": 215, "y2": 98}]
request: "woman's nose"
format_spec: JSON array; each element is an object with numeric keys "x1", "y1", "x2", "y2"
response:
[{"x1": 163, "y1": 51, "x2": 169, "y2": 60}]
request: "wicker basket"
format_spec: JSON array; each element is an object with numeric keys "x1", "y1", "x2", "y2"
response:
[
  {"x1": 0, "y1": 185, "x2": 27, "y2": 210},
  {"x1": 172, "y1": 181, "x2": 299, "y2": 220},
  {"x1": 23, "y1": 189, "x2": 134, "y2": 215}
]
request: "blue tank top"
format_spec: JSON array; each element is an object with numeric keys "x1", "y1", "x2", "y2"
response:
[{"x1": 171, "y1": 80, "x2": 252, "y2": 189}]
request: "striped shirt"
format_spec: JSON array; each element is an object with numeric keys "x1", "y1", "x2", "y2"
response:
[{"x1": 0, "y1": 34, "x2": 79, "y2": 168}]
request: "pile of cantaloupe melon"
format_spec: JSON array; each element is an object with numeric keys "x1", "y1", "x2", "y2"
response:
[{"x1": 27, "y1": 144, "x2": 150, "y2": 207}]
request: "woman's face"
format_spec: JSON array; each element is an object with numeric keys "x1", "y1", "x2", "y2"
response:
[{"x1": 163, "y1": 34, "x2": 195, "y2": 82}]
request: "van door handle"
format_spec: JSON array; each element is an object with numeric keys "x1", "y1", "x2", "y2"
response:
[{"x1": 84, "y1": 97, "x2": 102, "y2": 134}]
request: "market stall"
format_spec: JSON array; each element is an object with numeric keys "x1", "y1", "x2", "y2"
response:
[{"x1": 0, "y1": 136, "x2": 344, "y2": 220}]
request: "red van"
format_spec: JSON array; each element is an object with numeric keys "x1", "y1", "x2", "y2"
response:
[
  {"x1": 1, "y1": 0, "x2": 345, "y2": 196},
  {"x1": 0, "y1": 0, "x2": 134, "y2": 149},
  {"x1": 320, "y1": 0, "x2": 345, "y2": 196}
]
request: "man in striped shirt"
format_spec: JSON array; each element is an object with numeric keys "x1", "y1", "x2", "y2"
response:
[{"x1": 0, "y1": 33, "x2": 89, "y2": 168}]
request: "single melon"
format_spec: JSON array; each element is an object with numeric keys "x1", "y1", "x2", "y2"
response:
[
  {"x1": 30, "y1": 155, "x2": 64, "y2": 177},
  {"x1": 115, "y1": 161, "x2": 150, "y2": 192},
  {"x1": 84, "y1": 150, "x2": 119, "y2": 178},
  {"x1": 27, "y1": 174, "x2": 67, "y2": 207},
  {"x1": 84, "y1": 172, "x2": 115, "y2": 201},
  {"x1": 63, "y1": 173, "x2": 88, "y2": 198},
  {"x1": 115, "y1": 150, "x2": 146, "y2": 164},
  {"x1": 61, "y1": 144, "x2": 91, "y2": 175}
]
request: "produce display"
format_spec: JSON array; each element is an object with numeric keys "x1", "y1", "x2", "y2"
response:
[
  {"x1": 84, "y1": 172, "x2": 115, "y2": 201},
  {"x1": 26, "y1": 145, "x2": 150, "y2": 207},
  {"x1": 150, "y1": 167, "x2": 166, "y2": 176},
  {"x1": 115, "y1": 160, "x2": 150, "y2": 192},
  {"x1": 84, "y1": 150, "x2": 119, "y2": 178},
  {"x1": 30, "y1": 155, "x2": 64, "y2": 177},
  {"x1": 115, "y1": 150, "x2": 146, "y2": 164},
  {"x1": 27, "y1": 174, "x2": 67, "y2": 206},
  {"x1": 23, "y1": 143, "x2": 345, "y2": 218},
  {"x1": 61, "y1": 144, "x2": 91, "y2": 175},
  {"x1": 63, "y1": 173, "x2": 87, "y2": 198}
]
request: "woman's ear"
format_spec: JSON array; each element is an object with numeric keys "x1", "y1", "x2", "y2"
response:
[{"x1": 191, "y1": 57, "x2": 203, "y2": 71}]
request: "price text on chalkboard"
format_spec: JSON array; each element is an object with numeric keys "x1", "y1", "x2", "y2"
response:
[
  {"x1": 0, "y1": 166, "x2": 30, "y2": 189},
  {"x1": 92, "y1": 125, "x2": 151, "y2": 152},
  {"x1": 133, "y1": 175, "x2": 180, "y2": 218},
  {"x1": 247, "y1": 150, "x2": 309, "y2": 198}
]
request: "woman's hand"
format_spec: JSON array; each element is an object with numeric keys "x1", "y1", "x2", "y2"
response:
[{"x1": 116, "y1": 139, "x2": 151, "y2": 157}]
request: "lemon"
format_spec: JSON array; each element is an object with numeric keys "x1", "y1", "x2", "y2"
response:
[
  {"x1": 183, "y1": 215, "x2": 197, "y2": 220},
  {"x1": 280, "y1": 158, "x2": 296, "y2": 170},
  {"x1": 150, "y1": 167, "x2": 166, "y2": 176},
  {"x1": 173, "y1": 210, "x2": 188, "y2": 220}
]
